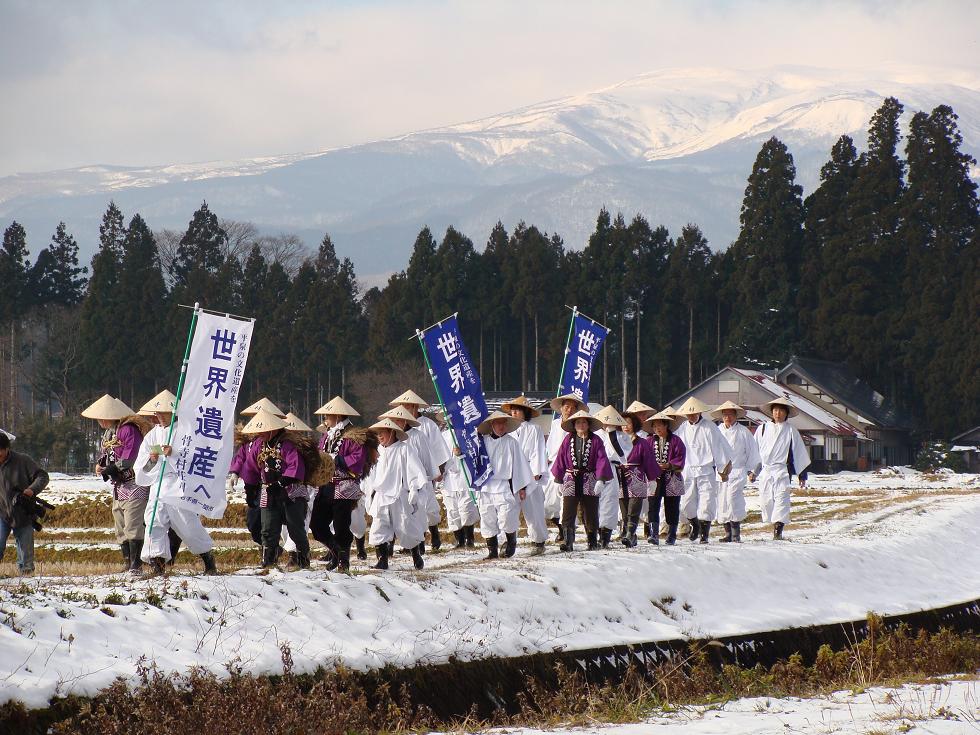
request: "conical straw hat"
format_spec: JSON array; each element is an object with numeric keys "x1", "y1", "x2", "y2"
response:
[
  {"x1": 624, "y1": 400, "x2": 656, "y2": 418},
  {"x1": 560, "y1": 409, "x2": 602, "y2": 433},
  {"x1": 710, "y1": 400, "x2": 746, "y2": 420},
  {"x1": 81, "y1": 394, "x2": 133, "y2": 421},
  {"x1": 314, "y1": 395, "x2": 360, "y2": 417},
  {"x1": 477, "y1": 410, "x2": 520, "y2": 435},
  {"x1": 138, "y1": 389, "x2": 177, "y2": 416},
  {"x1": 283, "y1": 412, "x2": 313, "y2": 432},
  {"x1": 760, "y1": 396, "x2": 800, "y2": 419},
  {"x1": 369, "y1": 418, "x2": 407, "y2": 441},
  {"x1": 499, "y1": 395, "x2": 542, "y2": 418},
  {"x1": 674, "y1": 396, "x2": 711, "y2": 416},
  {"x1": 549, "y1": 393, "x2": 587, "y2": 413},
  {"x1": 240, "y1": 397, "x2": 286, "y2": 417},
  {"x1": 240, "y1": 408, "x2": 288, "y2": 434},
  {"x1": 380, "y1": 406, "x2": 420, "y2": 427},
  {"x1": 389, "y1": 389, "x2": 429, "y2": 407},
  {"x1": 595, "y1": 405, "x2": 628, "y2": 427},
  {"x1": 644, "y1": 409, "x2": 684, "y2": 432}
]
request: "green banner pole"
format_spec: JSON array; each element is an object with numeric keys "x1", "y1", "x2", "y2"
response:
[
  {"x1": 147, "y1": 303, "x2": 200, "y2": 535},
  {"x1": 552, "y1": 305, "x2": 578, "y2": 417},
  {"x1": 415, "y1": 323, "x2": 479, "y2": 506}
]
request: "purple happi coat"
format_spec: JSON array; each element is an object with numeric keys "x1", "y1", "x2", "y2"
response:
[
  {"x1": 229, "y1": 439, "x2": 262, "y2": 485},
  {"x1": 649, "y1": 433, "x2": 686, "y2": 496},
  {"x1": 333, "y1": 438, "x2": 366, "y2": 500},
  {"x1": 551, "y1": 431, "x2": 613, "y2": 497},
  {"x1": 622, "y1": 436, "x2": 659, "y2": 498},
  {"x1": 104, "y1": 422, "x2": 149, "y2": 502},
  {"x1": 259, "y1": 436, "x2": 307, "y2": 507}
]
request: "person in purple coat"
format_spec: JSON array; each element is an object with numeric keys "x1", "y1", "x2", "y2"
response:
[
  {"x1": 645, "y1": 410, "x2": 687, "y2": 545},
  {"x1": 551, "y1": 409, "x2": 613, "y2": 552},
  {"x1": 240, "y1": 409, "x2": 310, "y2": 569},
  {"x1": 620, "y1": 429, "x2": 659, "y2": 548},
  {"x1": 228, "y1": 431, "x2": 264, "y2": 552},
  {"x1": 82, "y1": 394, "x2": 152, "y2": 574}
]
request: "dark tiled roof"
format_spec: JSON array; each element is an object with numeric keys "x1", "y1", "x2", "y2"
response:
[{"x1": 779, "y1": 356, "x2": 913, "y2": 430}]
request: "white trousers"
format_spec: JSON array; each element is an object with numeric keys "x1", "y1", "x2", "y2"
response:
[
  {"x1": 350, "y1": 495, "x2": 367, "y2": 539},
  {"x1": 598, "y1": 479, "x2": 620, "y2": 530},
  {"x1": 141, "y1": 502, "x2": 213, "y2": 561},
  {"x1": 759, "y1": 466, "x2": 792, "y2": 524},
  {"x1": 445, "y1": 489, "x2": 480, "y2": 531},
  {"x1": 544, "y1": 478, "x2": 563, "y2": 519},
  {"x1": 717, "y1": 468, "x2": 749, "y2": 523},
  {"x1": 420, "y1": 481, "x2": 442, "y2": 527},
  {"x1": 478, "y1": 490, "x2": 520, "y2": 538},
  {"x1": 282, "y1": 489, "x2": 315, "y2": 552},
  {"x1": 497, "y1": 481, "x2": 548, "y2": 544},
  {"x1": 369, "y1": 493, "x2": 426, "y2": 549},
  {"x1": 680, "y1": 471, "x2": 719, "y2": 522}
]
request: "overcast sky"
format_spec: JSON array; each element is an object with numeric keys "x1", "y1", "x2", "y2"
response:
[{"x1": 1, "y1": 0, "x2": 978, "y2": 177}]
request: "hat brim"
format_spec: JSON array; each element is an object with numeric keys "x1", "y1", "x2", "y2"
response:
[
  {"x1": 478, "y1": 414, "x2": 521, "y2": 435},
  {"x1": 560, "y1": 415, "x2": 603, "y2": 433},
  {"x1": 549, "y1": 395, "x2": 587, "y2": 412},
  {"x1": 760, "y1": 400, "x2": 800, "y2": 419},
  {"x1": 500, "y1": 401, "x2": 542, "y2": 418}
]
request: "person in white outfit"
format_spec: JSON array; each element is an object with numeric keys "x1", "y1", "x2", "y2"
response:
[
  {"x1": 671, "y1": 396, "x2": 732, "y2": 544},
  {"x1": 440, "y1": 423, "x2": 479, "y2": 548},
  {"x1": 711, "y1": 401, "x2": 760, "y2": 543},
  {"x1": 595, "y1": 405, "x2": 632, "y2": 549},
  {"x1": 363, "y1": 418, "x2": 428, "y2": 570},
  {"x1": 381, "y1": 404, "x2": 439, "y2": 554},
  {"x1": 465, "y1": 410, "x2": 534, "y2": 559},
  {"x1": 501, "y1": 395, "x2": 549, "y2": 556},
  {"x1": 134, "y1": 390, "x2": 217, "y2": 575},
  {"x1": 750, "y1": 397, "x2": 810, "y2": 540},
  {"x1": 389, "y1": 390, "x2": 450, "y2": 551},
  {"x1": 544, "y1": 393, "x2": 587, "y2": 542}
]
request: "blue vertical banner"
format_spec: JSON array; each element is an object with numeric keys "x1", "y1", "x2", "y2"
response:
[
  {"x1": 419, "y1": 315, "x2": 493, "y2": 489},
  {"x1": 558, "y1": 311, "x2": 609, "y2": 404}
]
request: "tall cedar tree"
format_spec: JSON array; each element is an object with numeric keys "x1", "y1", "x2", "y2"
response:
[
  {"x1": 0, "y1": 222, "x2": 32, "y2": 321},
  {"x1": 665, "y1": 224, "x2": 713, "y2": 391},
  {"x1": 31, "y1": 222, "x2": 88, "y2": 307},
  {"x1": 725, "y1": 137, "x2": 805, "y2": 367}
]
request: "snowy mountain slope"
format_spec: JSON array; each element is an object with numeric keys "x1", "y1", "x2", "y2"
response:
[{"x1": 2, "y1": 66, "x2": 978, "y2": 275}]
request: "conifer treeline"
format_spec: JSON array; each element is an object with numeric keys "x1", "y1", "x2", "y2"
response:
[{"x1": 1, "y1": 98, "x2": 976, "y2": 467}]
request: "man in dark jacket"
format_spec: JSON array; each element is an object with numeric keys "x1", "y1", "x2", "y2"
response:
[{"x1": 0, "y1": 432, "x2": 50, "y2": 575}]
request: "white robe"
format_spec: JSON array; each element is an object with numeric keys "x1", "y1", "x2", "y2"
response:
[
  {"x1": 407, "y1": 424, "x2": 441, "y2": 528},
  {"x1": 717, "y1": 422, "x2": 761, "y2": 523},
  {"x1": 674, "y1": 416, "x2": 733, "y2": 522},
  {"x1": 599, "y1": 429, "x2": 633, "y2": 529},
  {"x1": 543, "y1": 417, "x2": 566, "y2": 519},
  {"x1": 440, "y1": 428, "x2": 479, "y2": 530},
  {"x1": 136, "y1": 425, "x2": 213, "y2": 559},
  {"x1": 508, "y1": 421, "x2": 549, "y2": 543},
  {"x1": 755, "y1": 421, "x2": 810, "y2": 525},
  {"x1": 478, "y1": 432, "x2": 534, "y2": 537},
  {"x1": 364, "y1": 440, "x2": 428, "y2": 548}
]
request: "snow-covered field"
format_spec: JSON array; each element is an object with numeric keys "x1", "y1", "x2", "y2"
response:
[
  {"x1": 1, "y1": 468, "x2": 977, "y2": 710},
  {"x1": 487, "y1": 678, "x2": 980, "y2": 735}
]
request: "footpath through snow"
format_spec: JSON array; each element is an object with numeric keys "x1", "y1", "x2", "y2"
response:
[{"x1": 1, "y1": 471, "x2": 979, "y2": 709}]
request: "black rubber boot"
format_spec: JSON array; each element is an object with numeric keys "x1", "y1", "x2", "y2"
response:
[
  {"x1": 773, "y1": 522, "x2": 785, "y2": 540},
  {"x1": 129, "y1": 540, "x2": 144, "y2": 574},
  {"x1": 643, "y1": 522, "x2": 652, "y2": 539},
  {"x1": 418, "y1": 539, "x2": 426, "y2": 556},
  {"x1": 688, "y1": 520, "x2": 700, "y2": 542},
  {"x1": 464, "y1": 525, "x2": 476, "y2": 547},
  {"x1": 586, "y1": 531, "x2": 599, "y2": 550},
  {"x1": 119, "y1": 541, "x2": 131, "y2": 572},
  {"x1": 429, "y1": 525, "x2": 441, "y2": 551},
  {"x1": 200, "y1": 551, "x2": 218, "y2": 575},
  {"x1": 699, "y1": 521, "x2": 711, "y2": 544},
  {"x1": 336, "y1": 548, "x2": 351, "y2": 573},
  {"x1": 600, "y1": 528, "x2": 612, "y2": 549},
  {"x1": 528, "y1": 542, "x2": 546, "y2": 556},
  {"x1": 648, "y1": 523, "x2": 660, "y2": 545},
  {"x1": 504, "y1": 532, "x2": 518, "y2": 558},
  {"x1": 486, "y1": 536, "x2": 499, "y2": 559},
  {"x1": 148, "y1": 556, "x2": 166, "y2": 576},
  {"x1": 411, "y1": 543, "x2": 425, "y2": 569},
  {"x1": 298, "y1": 552, "x2": 311, "y2": 570},
  {"x1": 262, "y1": 544, "x2": 279, "y2": 568},
  {"x1": 732, "y1": 521, "x2": 741, "y2": 543},
  {"x1": 372, "y1": 542, "x2": 389, "y2": 570},
  {"x1": 552, "y1": 518, "x2": 564, "y2": 543},
  {"x1": 355, "y1": 536, "x2": 367, "y2": 560},
  {"x1": 559, "y1": 524, "x2": 575, "y2": 552},
  {"x1": 720, "y1": 522, "x2": 733, "y2": 543},
  {"x1": 323, "y1": 546, "x2": 340, "y2": 571},
  {"x1": 287, "y1": 551, "x2": 300, "y2": 569},
  {"x1": 665, "y1": 524, "x2": 678, "y2": 545},
  {"x1": 167, "y1": 530, "x2": 182, "y2": 566},
  {"x1": 452, "y1": 529, "x2": 464, "y2": 548},
  {"x1": 623, "y1": 523, "x2": 638, "y2": 548}
]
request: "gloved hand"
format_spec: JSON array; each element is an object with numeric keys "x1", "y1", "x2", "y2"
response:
[
  {"x1": 104, "y1": 463, "x2": 123, "y2": 482},
  {"x1": 226, "y1": 473, "x2": 239, "y2": 492}
]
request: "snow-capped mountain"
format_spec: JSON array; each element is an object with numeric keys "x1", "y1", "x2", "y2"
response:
[{"x1": 2, "y1": 66, "x2": 978, "y2": 277}]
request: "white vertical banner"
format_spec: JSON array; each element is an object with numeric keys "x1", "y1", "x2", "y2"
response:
[{"x1": 164, "y1": 311, "x2": 254, "y2": 518}]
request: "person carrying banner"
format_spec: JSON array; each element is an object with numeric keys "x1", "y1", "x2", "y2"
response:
[
  {"x1": 388, "y1": 391, "x2": 449, "y2": 552},
  {"x1": 363, "y1": 418, "x2": 427, "y2": 570},
  {"x1": 465, "y1": 410, "x2": 534, "y2": 559},
  {"x1": 750, "y1": 397, "x2": 810, "y2": 540},
  {"x1": 241, "y1": 408, "x2": 311, "y2": 569},
  {"x1": 0, "y1": 431, "x2": 49, "y2": 576},
  {"x1": 550, "y1": 409, "x2": 613, "y2": 552},
  {"x1": 82, "y1": 394, "x2": 153, "y2": 574},
  {"x1": 545, "y1": 393, "x2": 586, "y2": 543},
  {"x1": 138, "y1": 392, "x2": 185, "y2": 565},
  {"x1": 595, "y1": 405, "x2": 631, "y2": 549},
  {"x1": 440, "y1": 421, "x2": 479, "y2": 548},
  {"x1": 672, "y1": 397, "x2": 732, "y2": 544},
  {"x1": 135, "y1": 392, "x2": 218, "y2": 576},
  {"x1": 711, "y1": 401, "x2": 761, "y2": 543},
  {"x1": 645, "y1": 410, "x2": 686, "y2": 545},
  {"x1": 500, "y1": 396, "x2": 548, "y2": 556}
]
